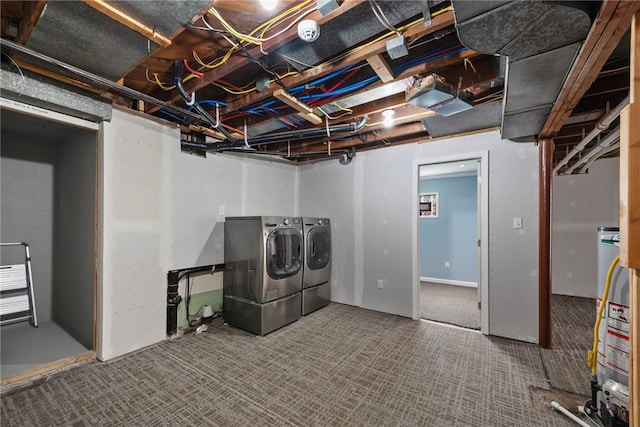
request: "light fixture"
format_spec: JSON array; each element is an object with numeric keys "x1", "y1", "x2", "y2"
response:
[
  {"x1": 459, "y1": 164, "x2": 466, "y2": 168},
  {"x1": 382, "y1": 109, "x2": 395, "y2": 128},
  {"x1": 260, "y1": 0, "x2": 278, "y2": 11}
]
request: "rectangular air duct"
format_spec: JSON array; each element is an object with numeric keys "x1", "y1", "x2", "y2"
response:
[{"x1": 406, "y1": 74, "x2": 473, "y2": 116}]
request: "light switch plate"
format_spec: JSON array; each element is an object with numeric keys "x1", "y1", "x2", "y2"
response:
[{"x1": 513, "y1": 217, "x2": 523, "y2": 229}]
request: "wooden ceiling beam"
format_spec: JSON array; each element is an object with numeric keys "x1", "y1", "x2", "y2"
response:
[
  {"x1": 221, "y1": 10, "x2": 456, "y2": 114},
  {"x1": 83, "y1": 0, "x2": 172, "y2": 48},
  {"x1": 146, "y1": 0, "x2": 368, "y2": 113},
  {"x1": 540, "y1": 0, "x2": 640, "y2": 138},
  {"x1": 14, "y1": 1, "x2": 46, "y2": 45},
  {"x1": 234, "y1": 49, "x2": 481, "y2": 131}
]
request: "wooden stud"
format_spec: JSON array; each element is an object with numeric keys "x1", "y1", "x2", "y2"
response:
[
  {"x1": 83, "y1": 0, "x2": 172, "y2": 48},
  {"x1": 623, "y1": 13, "x2": 639, "y2": 427},
  {"x1": 366, "y1": 54, "x2": 395, "y2": 83},
  {"x1": 273, "y1": 89, "x2": 323, "y2": 125},
  {"x1": 0, "y1": 351, "x2": 95, "y2": 387}
]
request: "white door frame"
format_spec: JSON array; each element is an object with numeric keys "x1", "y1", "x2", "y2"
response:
[{"x1": 412, "y1": 151, "x2": 490, "y2": 334}]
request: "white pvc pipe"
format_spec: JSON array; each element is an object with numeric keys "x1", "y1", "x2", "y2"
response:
[
  {"x1": 551, "y1": 401, "x2": 591, "y2": 427},
  {"x1": 553, "y1": 95, "x2": 629, "y2": 174},
  {"x1": 562, "y1": 128, "x2": 620, "y2": 174},
  {"x1": 578, "y1": 142, "x2": 620, "y2": 173}
]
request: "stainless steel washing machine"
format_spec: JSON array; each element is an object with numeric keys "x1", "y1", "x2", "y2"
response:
[
  {"x1": 224, "y1": 216, "x2": 303, "y2": 335},
  {"x1": 302, "y1": 217, "x2": 331, "y2": 315}
]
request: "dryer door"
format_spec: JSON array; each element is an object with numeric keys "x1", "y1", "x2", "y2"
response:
[
  {"x1": 307, "y1": 228, "x2": 331, "y2": 270},
  {"x1": 263, "y1": 228, "x2": 303, "y2": 301}
]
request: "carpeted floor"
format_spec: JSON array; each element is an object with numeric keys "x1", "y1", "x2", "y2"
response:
[
  {"x1": 1, "y1": 302, "x2": 592, "y2": 426},
  {"x1": 541, "y1": 294, "x2": 595, "y2": 396},
  {"x1": 420, "y1": 281, "x2": 480, "y2": 329}
]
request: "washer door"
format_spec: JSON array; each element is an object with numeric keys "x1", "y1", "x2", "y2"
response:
[
  {"x1": 266, "y1": 228, "x2": 302, "y2": 280},
  {"x1": 307, "y1": 228, "x2": 330, "y2": 270}
]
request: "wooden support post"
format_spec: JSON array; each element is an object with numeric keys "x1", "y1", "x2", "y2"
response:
[
  {"x1": 539, "y1": 138, "x2": 553, "y2": 349},
  {"x1": 621, "y1": 12, "x2": 639, "y2": 427}
]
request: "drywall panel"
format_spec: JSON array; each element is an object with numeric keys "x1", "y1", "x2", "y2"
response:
[
  {"x1": 167, "y1": 152, "x2": 297, "y2": 269},
  {"x1": 99, "y1": 108, "x2": 172, "y2": 360},
  {"x1": 552, "y1": 157, "x2": 619, "y2": 297},
  {"x1": 299, "y1": 130, "x2": 541, "y2": 343},
  {"x1": 100, "y1": 108, "x2": 299, "y2": 359},
  {"x1": 298, "y1": 159, "x2": 359, "y2": 306},
  {"x1": 53, "y1": 131, "x2": 96, "y2": 349},
  {"x1": 360, "y1": 145, "x2": 416, "y2": 317},
  {"x1": 488, "y1": 140, "x2": 539, "y2": 343},
  {"x1": 419, "y1": 176, "x2": 478, "y2": 282},
  {"x1": 1, "y1": 131, "x2": 58, "y2": 322}
]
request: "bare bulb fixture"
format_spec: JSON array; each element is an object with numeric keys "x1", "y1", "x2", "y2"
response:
[
  {"x1": 260, "y1": 0, "x2": 278, "y2": 11},
  {"x1": 382, "y1": 109, "x2": 395, "y2": 128}
]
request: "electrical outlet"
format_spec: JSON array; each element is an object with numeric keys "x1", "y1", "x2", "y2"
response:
[
  {"x1": 377, "y1": 279, "x2": 384, "y2": 289},
  {"x1": 445, "y1": 261, "x2": 450, "y2": 268},
  {"x1": 218, "y1": 204, "x2": 225, "y2": 216}
]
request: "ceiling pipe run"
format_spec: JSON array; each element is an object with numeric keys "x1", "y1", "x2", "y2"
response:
[
  {"x1": 207, "y1": 116, "x2": 367, "y2": 151},
  {"x1": 553, "y1": 95, "x2": 629, "y2": 174},
  {"x1": 562, "y1": 127, "x2": 620, "y2": 174},
  {"x1": 578, "y1": 142, "x2": 620, "y2": 174}
]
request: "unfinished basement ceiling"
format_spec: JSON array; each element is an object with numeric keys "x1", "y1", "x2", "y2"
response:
[{"x1": 0, "y1": 0, "x2": 636, "y2": 171}]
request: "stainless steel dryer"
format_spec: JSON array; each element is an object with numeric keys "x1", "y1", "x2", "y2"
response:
[
  {"x1": 224, "y1": 216, "x2": 302, "y2": 335},
  {"x1": 302, "y1": 217, "x2": 331, "y2": 315}
]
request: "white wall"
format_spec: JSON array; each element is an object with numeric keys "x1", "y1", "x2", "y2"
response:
[
  {"x1": 99, "y1": 107, "x2": 297, "y2": 360},
  {"x1": 299, "y1": 130, "x2": 540, "y2": 343},
  {"x1": 53, "y1": 131, "x2": 97, "y2": 349},
  {"x1": 1, "y1": 132, "x2": 58, "y2": 322},
  {"x1": 552, "y1": 157, "x2": 619, "y2": 297}
]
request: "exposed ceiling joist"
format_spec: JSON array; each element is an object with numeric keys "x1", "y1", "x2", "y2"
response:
[{"x1": 540, "y1": 0, "x2": 640, "y2": 138}]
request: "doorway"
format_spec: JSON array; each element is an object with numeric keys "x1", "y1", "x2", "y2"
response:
[
  {"x1": 413, "y1": 153, "x2": 489, "y2": 334},
  {"x1": 1, "y1": 106, "x2": 98, "y2": 383}
]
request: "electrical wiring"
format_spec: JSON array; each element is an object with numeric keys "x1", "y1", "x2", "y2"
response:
[
  {"x1": 464, "y1": 58, "x2": 477, "y2": 73},
  {"x1": 317, "y1": 105, "x2": 353, "y2": 120},
  {"x1": 208, "y1": 1, "x2": 316, "y2": 46},
  {"x1": 369, "y1": 0, "x2": 400, "y2": 36},
  {"x1": 153, "y1": 72, "x2": 176, "y2": 91},
  {"x1": 212, "y1": 81, "x2": 257, "y2": 95},
  {"x1": 183, "y1": 59, "x2": 203, "y2": 77}
]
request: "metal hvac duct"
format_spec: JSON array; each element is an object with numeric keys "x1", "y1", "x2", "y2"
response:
[{"x1": 451, "y1": 1, "x2": 595, "y2": 141}]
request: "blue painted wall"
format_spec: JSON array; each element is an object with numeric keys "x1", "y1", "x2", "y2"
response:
[{"x1": 419, "y1": 175, "x2": 477, "y2": 282}]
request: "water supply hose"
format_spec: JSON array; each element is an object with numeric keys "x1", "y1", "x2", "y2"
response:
[{"x1": 587, "y1": 255, "x2": 620, "y2": 375}]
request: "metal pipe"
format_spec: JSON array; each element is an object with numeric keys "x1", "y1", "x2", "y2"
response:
[
  {"x1": 174, "y1": 75, "x2": 236, "y2": 142},
  {"x1": 563, "y1": 128, "x2": 620, "y2": 174},
  {"x1": 0, "y1": 38, "x2": 208, "y2": 124},
  {"x1": 553, "y1": 95, "x2": 629, "y2": 174},
  {"x1": 204, "y1": 116, "x2": 367, "y2": 152}
]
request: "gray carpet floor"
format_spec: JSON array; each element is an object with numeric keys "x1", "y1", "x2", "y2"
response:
[
  {"x1": 0, "y1": 302, "x2": 593, "y2": 426},
  {"x1": 420, "y1": 281, "x2": 480, "y2": 329}
]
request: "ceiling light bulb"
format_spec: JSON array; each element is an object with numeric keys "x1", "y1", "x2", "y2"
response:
[
  {"x1": 382, "y1": 109, "x2": 395, "y2": 128},
  {"x1": 261, "y1": 0, "x2": 278, "y2": 11}
]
